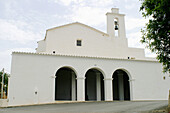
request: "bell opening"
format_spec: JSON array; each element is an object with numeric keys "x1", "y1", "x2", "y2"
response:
[{"x1": 114, "y1": 19, "x2": 119, "y2": 30}]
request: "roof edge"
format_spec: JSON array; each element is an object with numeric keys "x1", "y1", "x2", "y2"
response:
[
  {"x1": 12, "y1": 52, "x2": 158, "y2": 63},
  {"x1": 43, "y1": 22, "x2": 109, "y2": 40}
]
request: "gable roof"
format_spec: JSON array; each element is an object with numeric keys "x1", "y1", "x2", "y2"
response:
[{"x1": 43, "y1": 22, "x2": 109, "y2": 40}]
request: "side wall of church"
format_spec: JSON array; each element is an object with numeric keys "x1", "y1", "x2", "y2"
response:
[{"x1": 8, "y1": 53, "x2": 170, "y2": 106}]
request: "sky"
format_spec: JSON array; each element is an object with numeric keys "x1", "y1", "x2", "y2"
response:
[{"x1": 0, "y1": 0, "x2": 156, "y2": 73}]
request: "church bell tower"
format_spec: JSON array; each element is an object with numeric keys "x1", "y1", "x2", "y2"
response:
[{"x1": 106, "y1": 8, "x2": 126, "y2": 38}]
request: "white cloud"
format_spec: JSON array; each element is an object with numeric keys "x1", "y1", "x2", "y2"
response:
[
  {"x1": 125, "y1": 16, "x2": 156, "y2": 57},
  {"x1": 125, "y1": 3, "x2": 136, "y2": 10},
  {"x1": 145, "y1": 48, "x2": 157, "y2": 58},
  {"x1": 3, "y1": 0, "x2": 18, "y2": 17},
  {"x1": 127, "y1": 32, "x2": 144, "y2": 48},
  {"x1": 0, "y1": 19, "x2": 42, "y2": 44},
  {"x1": 124, "y1": 0, "x2": 141, "y2": 10},
  {"x1": 127, "y1": 32, "x2": 156, "y2": 58},
  {"x1": 70, "y1": 6, "x2": 107, "y2": 26},
  {"x1": 48, "y1": 0, "x2": 114, "y2": 26},
  {"x1": 84, "y1": 0, "x2": 114, "y2": 7},
  {"x1": 125, "y1": 17, "x2": 148, "y2": 31},
  {"x1": 47, "y1": 0, "x2": 115, "y2": 27},
  {"x1": 9, "y1": 48, "x2": 35, "y2": 53},
  {"x1": 49, "y1": 0, "x2": 114, "y2": 7},
  {"x1": 48, "y1": 0, "x2": 79, "y2": 6}
]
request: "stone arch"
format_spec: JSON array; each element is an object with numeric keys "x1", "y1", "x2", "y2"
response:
[
  {"x1": 112, "y1": 68, "x2": 132, "y2": 80},
  {"x1": 85, "y1": 67, "x2": 105, "y2": 101},
  {"x1": 84, "y1": 67, "x2": 106, "y2": 79},
  {"x1": 112, "y1": 68, "x2": 131, "y2": 101},
  {"x1": 55, "y1": 66, "x2": 77, "y2": 101},
  {"x1": 55, "y1": 65, "x2": 78, "y2": 77}
]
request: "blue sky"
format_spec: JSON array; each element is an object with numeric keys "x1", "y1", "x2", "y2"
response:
[{"x1": 0, "y1": 0, "x2": 156, "y2": 73}]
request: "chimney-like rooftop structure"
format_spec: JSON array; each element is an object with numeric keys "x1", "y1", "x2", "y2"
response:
[{"x1": 111, "y1": 8, "x2": 119, "y2": 13}]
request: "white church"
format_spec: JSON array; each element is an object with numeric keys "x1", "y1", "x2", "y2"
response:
[{"x1": 8, "y1": 8, "x2": 170, "y2": 106}]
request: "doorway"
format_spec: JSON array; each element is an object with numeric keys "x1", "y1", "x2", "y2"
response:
[
  {"x1": 85, "y1": 69, "x2": 104, "y2": 101},
  {"x1": 112, "y1": 69, "x2": 130, "y2": 100},
  {"x1": 55, "y1": 67, "x2": 77, "y2": 101}
]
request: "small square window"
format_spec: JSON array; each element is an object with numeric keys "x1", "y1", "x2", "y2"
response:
[{"x1": 77, "y1": 40, "x2": 82, "y2": 46}]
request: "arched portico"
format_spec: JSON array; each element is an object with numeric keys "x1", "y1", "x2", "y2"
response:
[
  {"x1": 112, "y1": 69, "x2": 130, "y2": 101},
  {"x1": 55, "y1": 67, "x2": 77, "y2": 101},
  {"x1": 85, "y1": 68, "x2": 105, "y2": 101}
]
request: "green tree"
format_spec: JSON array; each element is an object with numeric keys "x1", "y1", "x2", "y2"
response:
[
  {"x1": 0, "y1": 70, "x2": 9, "y2": 96},
  {"x1": 140, "y1": 0, "x2": 170, "y2": 73}
]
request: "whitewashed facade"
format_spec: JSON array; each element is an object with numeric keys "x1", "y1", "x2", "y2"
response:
[{"x1": 8, "y1": 8, "x2": 170, "y2": 106}]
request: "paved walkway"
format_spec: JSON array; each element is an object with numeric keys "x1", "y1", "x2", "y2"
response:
[{"x1": 0, "y1": 101, "x2": 168, "y2": 113}]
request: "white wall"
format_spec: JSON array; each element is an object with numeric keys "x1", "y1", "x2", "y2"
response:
[
  {"x1": 8, "y1": 52, "x2": 170, "y2": 106},
  {"x1": 36, "y1": 40, "x2": 46, "y2": 53},
  {"x1": 36, "y1": 23, "x2": 145, "y2": 59}
]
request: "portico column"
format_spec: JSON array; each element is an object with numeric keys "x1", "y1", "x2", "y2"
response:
[
  {"x1": 51, "y1": 75, "x2": 56, "y2": 101},
  {"x1": 104, "y1": 78, "x2": 113, "y2": 101},
  {"x1": 96, "y1": 72, "x2": 101, "y2": 101},
  {"x1": 128, "y1": 79, "x2": 135, "y2": 101},
  {"x1": 72, "y1": 72, "x2": 76, "y2": 101},
  {"x1": 76, "y1": 77, "x2": 85, "y2": 101},
  {"x1": 118, "y1": 72, "x2": 124, "y2": 100}
]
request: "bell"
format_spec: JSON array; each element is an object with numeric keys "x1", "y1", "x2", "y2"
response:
[
  {"x1": 114, "y1": 21, "x2": 118, "y2": 25},
  {"x1": 115, "y1": 25, "x2": 118, "y2": 30},
  {"x1": 114, "y1": 21, "x2": 118, "y2": 30}
]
